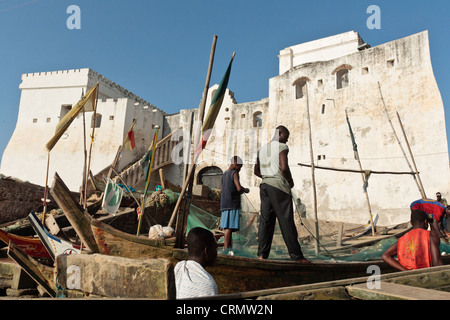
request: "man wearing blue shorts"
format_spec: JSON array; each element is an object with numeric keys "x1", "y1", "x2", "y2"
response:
[{"x1": 220, "y1": 156, "x2": 250, "y2": 250}]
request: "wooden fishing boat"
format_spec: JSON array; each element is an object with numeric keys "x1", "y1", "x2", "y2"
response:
[
  {"x1": 50, "y1": 172, "x2": 450, "y2": 295},
  {"x1": 91, "y1": 218, "x2": 174, "y2": 259},
  {"x1": 0, "y1": 228, "x2": 51, "y2": 261},
  {"x1": 51, "y1": 172, "x2": 176, "y2": 258},
  {"x1": 173, "y1": 248, "x2": 450, "y2": 294}
]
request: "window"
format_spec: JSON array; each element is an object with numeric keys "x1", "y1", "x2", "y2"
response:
[
  {"x1": 336, "y1": 69, "x2": 349, "y2": 89},
  {"x1": 295, "y1": 80, "x2": 307, "y2": 99},
  {"x1": 197, "y1": 166, "x2": 223, "y2": 189},
  {"x1": 387, "y1": 59, "x2": 395, "y2": 68},
  {"x1": 91, "y1": 114, "x2": 102, "y2": 128},
  {"x1": 253, "y1": 112, "x2": 263, "y2": 128},
  {"x1": 46, "y1": 117, "x2": 51, "y2": 123},
  {"x1": 60, "y1": 104, "x2": 72, "y2": 119},
  {"x1": 33, "y1": 118, "x2": 37, "y2": 123},
  {"x1": 109, "y1": 115, "x2": 114, "y2": 120},
  {"x1": 362, "y1": 67, "x2": 369, "y2": 75},
  {"x1": 321, "y1": 104, "x2": 326, "y2": 114},
  {"x1": 317, "y1": 79, "x2": 323, "y2": 87}
]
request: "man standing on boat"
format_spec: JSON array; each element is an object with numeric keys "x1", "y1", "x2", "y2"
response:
[
  {"x1": 382, "y1": 210, "x2": 442, "y2": 271},
  {"x1": 254, "y1": 125, "x2": 309, "y2": 263},
  {"x1": 220, "y1": 156, "x2": 250, "y2": 252}
]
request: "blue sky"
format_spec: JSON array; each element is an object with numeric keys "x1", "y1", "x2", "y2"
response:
[{"x1": 0, "y1": 0, "x2": 449, "y2": 161}]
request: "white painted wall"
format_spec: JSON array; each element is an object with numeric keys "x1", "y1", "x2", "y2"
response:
[{"x1": 1, "y1": 68, "x2": 164, "y2": 191}]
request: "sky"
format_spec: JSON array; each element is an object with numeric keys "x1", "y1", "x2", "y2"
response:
[{"x1": 0, "y1": 0, "x2": 449, "y2": 162}]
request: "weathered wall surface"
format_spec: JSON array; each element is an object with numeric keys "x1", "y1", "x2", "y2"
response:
[
  {"x1": 169, "y1": 31, "x2": 449, "y2": 226},
  {"x1": 269, "y1": 30, "x2": 449, "y2": 225}
]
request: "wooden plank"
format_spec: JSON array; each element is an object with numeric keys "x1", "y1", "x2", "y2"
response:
[
  {"x1": 50, "y1": 172, "x2": 99, "y2": 253},
  {"x1": 202, "y1": 263, "x2": 450, "y2": 300},
  {"x1": 346, "y1": 281, "x2": 450, "y2": 300},
  {"x1": 7, "y1": 242, "x2": 56, "y2": 297}
]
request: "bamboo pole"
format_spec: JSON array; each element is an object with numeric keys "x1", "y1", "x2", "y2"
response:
[
  {"x1": 378, "y1": 82, "x2": 425, "y2": 198},
  {"x1": 80, "y1": 94, "x2": 87, "y2": 207},
  {"x1": 296, "y1": 163, "x2": 416, "y2": 175},
  {"x1": 345, "y1": 110, "x2": 375, "y2": 236},
  {"x1": 168, "y1": 35, "x2": 218, "y2": 229},
  {"x1": 305, "y1": 81, "x2": 320, "y2": 255},
  {"x1": 137, "y1": 126, "x2": 159, "y2": 236},
  {"x1": 396, "y1": 111, "x2": 426, "y2": 198}
]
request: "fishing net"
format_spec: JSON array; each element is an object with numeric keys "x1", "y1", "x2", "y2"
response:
[{"x1": 179, "y1": 188, "x2": 450, "y2": 262}]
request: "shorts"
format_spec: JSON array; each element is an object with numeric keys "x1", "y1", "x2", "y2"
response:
[{"x1": 220, "y1": 209, "x2": 240, "y2": 230}]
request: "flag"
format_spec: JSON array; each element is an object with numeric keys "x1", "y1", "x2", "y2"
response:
[
  {"x1": 194, "y1": 53, "x2": 235, "y2": 155},
  {"x1": 46, "y1": 83, "x2": 99, "y2": 151},
  {"x1": 141, "y1": 129, "x2": 158, "y2": 183},
  {"x1": 102, "y1": 178, "x2": 123, "y2": 215},
  {"x1": 123, "y1": 120, "x2": 136, "y2": 150},
  {"x1": 345, "y1": 112, "x2": 358, "y2": 154}
]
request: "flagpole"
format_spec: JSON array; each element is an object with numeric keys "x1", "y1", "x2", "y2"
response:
[
  {"x1": 80, "y1": 95, "x2": 88, "y2": 207},
  {"x1": 345, "y1": 110, "x2": 375, "y2": 236},
  {"x1": 136, "y1": 126, "x2": 159, "y2": 236},
  {"x1": 168, "y1": 35, "x2": 218, "y2": 229},
  {"x1": 84, "y1": 82, "x2": 100, "y2": 209}
]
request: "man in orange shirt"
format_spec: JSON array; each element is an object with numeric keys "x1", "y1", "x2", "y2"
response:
[{"x1": 382, "y1": 210, "x2": 442, "y2": 271}]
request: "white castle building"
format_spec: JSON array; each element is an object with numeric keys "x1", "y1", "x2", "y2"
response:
[
  {"x1": 0, "y1": 68, "x2": 165, "y2": 191},
  {"x1": 1, "y1": 30, "x2": 449, "y2": 226}
]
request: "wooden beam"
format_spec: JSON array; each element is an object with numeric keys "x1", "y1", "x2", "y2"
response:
[
  {"x1": 7, "y1": 242, "x2": 56, "y2": 297},
  {"x1": 50, "y1": 172, "x2": 99, "y2": 253},
  {"x1": 346, "y1": 281, "x2": 450, "y2": 300}
]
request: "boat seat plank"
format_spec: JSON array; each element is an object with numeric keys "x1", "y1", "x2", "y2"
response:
[{"x1": 346, "y1": 281, "x2": 450, "y2": 300}]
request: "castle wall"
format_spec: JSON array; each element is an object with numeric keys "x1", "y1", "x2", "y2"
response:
[
  {"x1": 169, "y1": 30, "x2": 449, "y2": 226},
  {"x1": 0, "y1": 68, "x2": 164, "y2": 191},
  {"x1": 268, "y1": 30, "x2": 449, "y2": 225}
]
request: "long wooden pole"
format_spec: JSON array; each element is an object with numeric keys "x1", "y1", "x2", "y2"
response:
[
  {"x1": 137, "y1": 126, "x2": 159, "y2": 236},
  {"x1": 297, "y1": 163, "x2": 416, "y2": 175},
  {"x1": 84, "y1": 83, "x2": 100, "y2": 209},
  {"x1": 378, "y1": 82, "x2": 425, "y2": 198},
  {"x1": 305, "y1": 82, "x2": 320, "y2": 255},
  {"x1": 345, "y1": 110, "x2": 375, "y2": 236},
  {"x1": 168, "y1": 35, "x2": 218, "y2": 228},
  {"x1": 396, "y1": 111, "x2": 426, "y2": 198}
]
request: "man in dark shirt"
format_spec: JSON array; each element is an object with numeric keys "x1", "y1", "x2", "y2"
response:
[{"x1": 220, "y1": 156, "x2": 249, "y2": 250}]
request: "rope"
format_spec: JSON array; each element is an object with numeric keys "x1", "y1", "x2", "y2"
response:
[{"x1": 291, "y1": 192, "x2": 338, "y2": 262}]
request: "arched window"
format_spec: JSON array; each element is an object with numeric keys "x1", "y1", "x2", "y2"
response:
[
  {"x1": 336, "y1": 69, "x2": 349, "y2": 89},
  {"x1": 197, "y1": 166, "x2": 223, "y2": 190},
  {"x1": 292, "y1": 76, "x2": 310, "y2": 99},
  {"x1": 253, "y1": 111, "x2": 263, "y2": 128},
  {"x1": 332, "y1": 64, "x2": 352, "y2": 90}
]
